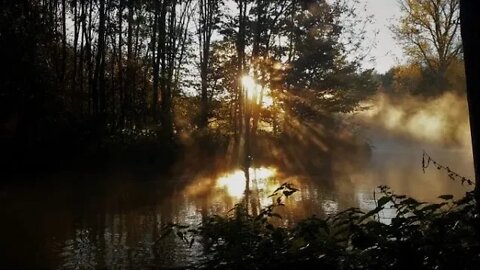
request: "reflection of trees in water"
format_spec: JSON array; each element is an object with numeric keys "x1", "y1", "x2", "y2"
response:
[
  {"x1": 60, "y1": 229, "x2": 97, "y2": 270},
  {"x1": 56, "y1": 164, "x2": 366, "y2": 268},
  {"x1": 54, "y1": 154, "x2": 375, "y2": 268},
  {"x1": 57, "y1": 184, "x2": 204, "y2": 269},
  {"x1": 3, "y1": 142, "x2": 471, "y2": 269}
]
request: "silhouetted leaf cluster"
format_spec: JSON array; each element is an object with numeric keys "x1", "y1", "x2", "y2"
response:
[{"x1": 160, "y1": 184, "x2": 480, "y2": 270}]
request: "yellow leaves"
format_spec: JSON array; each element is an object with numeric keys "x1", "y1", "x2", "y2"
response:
[
  {"x1": 394, "y1": 0, "x2": 461, "y2": 71},
  {"x1": 392, "y1": 64, "x2": 423, "y2": 94}
]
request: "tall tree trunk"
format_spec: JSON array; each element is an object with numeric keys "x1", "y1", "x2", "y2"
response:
[
  {"x1": 92, "y1": 0, "x2": 106, "y2": 120},
  {"x1": 86, "y1": 0, "x2": 94, "y2": 115},
  {"x1": 161, "y1": 0, "x2": 175, "y2": 141},
  {"x1": 173, "y1": 5, "x2": 192, "y2": 93},
  {"x1": 152, "y1": 0, "x2": 160, "y2": 122},
  {"x1": 237, "y1": 0, "x2": 246, "y2": 137},
  {"x1": 134, "y1": 10, "x2": 142, "y2": 60},
  {"x1": 118, "y1": 0, "x2": 125, "y2": 127},
  {"x1": 61, "y1": 0, "x2": 67, "y2": 94},
  {"x1": 126, "y1": 0, "x2": 135, "y2": 127},
  {"x1": 250, "y1": 0, "x2": 265, "y2": 137},
  {"x1": 159, "y1": 0, "x2": 171, "y2": 140},
  {"x1": 71, "y1": 0, "x2": 79, "y2": 109},
  {"x1": 79, "y1": 1, "x2": 86, "y2": 115},
  {"x1": 460, "y1": 0, "x2": 480, "y2": 209},
  {"x1": 98, "y1": 0, "x2": 106, "y2": 120},
  {"x1": 198, "y1": 0, "x2": 214, "y2": 129},
  {"x1": 110, "y1": 32, "x2": 117, "y2": 124},
  {"x1": 236, "y1": 0, "x2": 250, "y2": 211}
]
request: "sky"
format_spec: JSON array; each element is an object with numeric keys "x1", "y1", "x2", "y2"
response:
[{"x1": 362, "y1": 0, "x2": 404, "y2": 73}]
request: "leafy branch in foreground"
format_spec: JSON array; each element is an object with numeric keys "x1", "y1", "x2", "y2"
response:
[{"x1": 157, "y1": 182, "x2": 480, "y2": 270}]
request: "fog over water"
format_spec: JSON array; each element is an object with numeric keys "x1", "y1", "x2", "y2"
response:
[
  {"x1": 0, "y1": 93, "x2": 475, "y2": 269},
  {"x1": 357, "y1": 92, "x2": 471, "y2": 147}
]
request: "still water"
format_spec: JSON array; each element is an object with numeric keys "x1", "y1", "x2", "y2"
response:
[{"x1": 0, "y1": 133, "x2": 474, "y2": 269}]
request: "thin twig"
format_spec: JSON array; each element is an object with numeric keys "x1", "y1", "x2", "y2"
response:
[{"x1": 422, "y1": 150, "x2": 474, "y2": 186}]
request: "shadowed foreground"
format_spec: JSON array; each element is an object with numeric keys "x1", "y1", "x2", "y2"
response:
[{"x1": 163, "y1": 185, "x2": 480, "y2": 270}]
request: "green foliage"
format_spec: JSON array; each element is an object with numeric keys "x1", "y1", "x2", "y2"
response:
[
  {"x1": 281, "y1": 0, "x2": 378, "y2": 118},
  {"x1": 161, "y1": 184, "x2": 480, "y2": 270}
]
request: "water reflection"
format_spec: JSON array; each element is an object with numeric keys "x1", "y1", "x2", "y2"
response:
[
  {"x1": 0, "y1": 138, "x2": 474, "y2": 269},
  {"x1": 216, "y1": 167, "x2": 276, "y2": 198}
]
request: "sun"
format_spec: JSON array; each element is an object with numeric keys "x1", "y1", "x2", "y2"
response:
[
  {"x1": 241, "y1": 75, "x2": 258, "y2": 100},
  {"x1": 241, "y1": 75, "x2": 274, "y2": 108}
]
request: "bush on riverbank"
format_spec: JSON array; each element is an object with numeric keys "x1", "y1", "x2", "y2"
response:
[{"x1": 163, "y1": 184, "x2": 480, "y2": 270}]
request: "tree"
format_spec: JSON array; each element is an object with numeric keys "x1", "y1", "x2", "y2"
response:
[
  {"x1": 152, "y1": 0, "x2": 161, "y2": 123},
  {"x1": 92, "y1": 0, "x2": 107, "y2": 127},
  {"x1": 393, "y1": 0, "x2": 462, "y2": 94},
  {"x1": 459, "y1": 0, "x2": 480, "y2": 212},
  {"x1": 197, "y1": 0, "x2": 221, "y2": 129},
  {"x1": 282, "y1": 0, "x2": 377, "y2": 119},
  {"x1": 0, "y1": 0, "x2": 378, "y2": 171}
]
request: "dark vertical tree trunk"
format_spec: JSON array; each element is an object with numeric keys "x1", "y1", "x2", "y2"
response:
[
  {"x1": 235, "y1": 0, "x2": 250, "y2": 211},
  {"x1": 126, "y1": 0, "x2": 135, "y2": 127},
  {"x1": 79, "y1": 1, "x2": 86, "y2": 115},
  {"x1": 152, "y1": 0, "x2": 160, "y2": 122},
  {"x1": 460, "y1": 0, "x2": 480, "y2": 208},
  {"x1": 86, "y1": 0, "x2": 94, "y2": 115},
  {"x1": 61, "y1": 0, "x2": 67, "y2": 94},
  {"x1": 250, "y1": 0, "x2": 265, "y2": 137},
  {"x1": 52, "y1": 0, "x2": 60, "y2": 79},
  {"x1": 98, "y1": 0, "x2": 107, "y2": 121},
  {"x1": 134, "y1": 9, "x2": 142, "y2": 60},
  {"x1": 237, "y1": 0, "x2": 246, "y2": 138},
  {"x1": 92, "y1": 0, "x2": 106, "y2": 121},
  {"x1": 142, "y1": 53, "x2": 149, "y2": 125},
  {"x1": 71, "y1": 0, "x2": 79, "y2": 108},
  {"x1": 133, "y1": 2, "x2": 142, "y2": 125},
  {"x1": 159, "y1": 0, "x2": 171, "y2": 140},
  {"x1": 160, "y1": 0, "x2": 175, "y2": 141},
  {"x1": 110, "y1": 32, "x2": 117, "y2": 124},
  {"x1": 118, "y1": 0, "x2": 125, "y2": 127},
  {"x1": 198, "y1": 0, "x2": 215, "y2": 129},
  {"x1": 173, "y1": 5, "x2": 192, "y2": 93}
]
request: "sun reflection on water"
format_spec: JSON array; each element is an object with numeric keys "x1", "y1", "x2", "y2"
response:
[{"x1": 216, "y1": 167, "x2": 277, "y2": 198}]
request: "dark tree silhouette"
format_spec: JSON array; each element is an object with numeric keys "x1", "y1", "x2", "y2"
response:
[
  {"x1": 460, "y1": 0, "x2": 480, "y2": 207},
  {"x1": 0, "y1": 0, "x2": 387, "y2": 172}
]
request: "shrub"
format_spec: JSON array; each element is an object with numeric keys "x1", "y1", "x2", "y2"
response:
[{"x1": 160, "y1": 184, "x2": 480, "y2": 270}]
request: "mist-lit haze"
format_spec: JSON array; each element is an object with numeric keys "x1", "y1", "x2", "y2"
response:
[{"x1": 357, "y1": 93, "x2": 471, "y2": 146}]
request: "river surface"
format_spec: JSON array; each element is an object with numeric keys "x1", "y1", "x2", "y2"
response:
[{"x1": 0, "y1": 131, "x2": 474, "y2": 269}]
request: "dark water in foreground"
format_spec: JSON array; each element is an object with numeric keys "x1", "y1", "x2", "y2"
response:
[{"x1": 0, "y1": 134, "x2": 474, "y2": 269}]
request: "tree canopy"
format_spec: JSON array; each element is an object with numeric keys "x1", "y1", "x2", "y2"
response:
[
  {"x1": 0, "y1": 0, "x2": 377, "y2": 170},
  {"x1": 392, "y1": 0, "x2": 462, "y2": 95}
]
